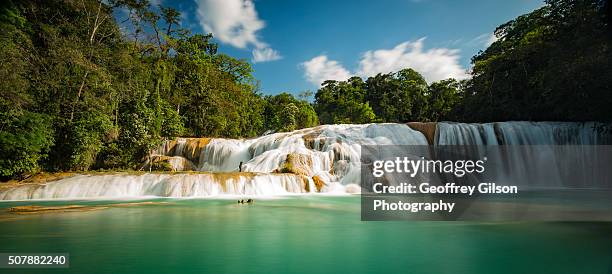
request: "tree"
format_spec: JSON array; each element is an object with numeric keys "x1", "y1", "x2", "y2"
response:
[
  {"x1": 0, "y1": 111, "x2": 54, "y2": 179},
  {"x1": 424, "y1": 79, "x2": 463, "y2": 121},
  {"x1": 365, "y1": 69, "x2": 428, "y2": 122},
  {"x1": 314, "y1": 70, "x2": 433, "y2": 124},
  {"x1": 453, "y1": 0, "x2": 611, "y2": 122},
  {"x1": 0, "y1": 0, "x2": 270, "y2": 178},
  {"x1": 264, "y1": 93, "x2": 318, "y2": 132}
]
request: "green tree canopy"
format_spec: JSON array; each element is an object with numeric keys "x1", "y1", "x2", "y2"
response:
[{"x1": 451, "y1": 0, "x2": 611, "y2": 121}]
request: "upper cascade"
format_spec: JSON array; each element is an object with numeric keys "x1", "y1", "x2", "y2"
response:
[
  {"x1": 436, "y1": 121, "x2": 611, "y2": 145},
  {"x1": 148, "y1": 124, "x2": 428, "y2": 189},
  {"x1": 147, "y1": 121, "x2": 611, "y2": 191}
]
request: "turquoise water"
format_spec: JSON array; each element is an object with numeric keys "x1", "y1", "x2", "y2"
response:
[{"x1": 1, "y1": 196, "x2": 611, "y2": 274}]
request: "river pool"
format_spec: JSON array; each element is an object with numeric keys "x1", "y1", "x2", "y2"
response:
[{"x1": 0, "y1": 196, "x2": 611, "y2": 274}]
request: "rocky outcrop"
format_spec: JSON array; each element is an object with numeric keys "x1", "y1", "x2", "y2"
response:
[
  {"x1": 312, "y1": 175, "x2": 325, "y2": 192},
  {"x1": 407, "y1": 122, "x2": 437, "y2": 145},
  {"x1": 302, "y1": 129, "x2": 326, "y2": 150},
  {"x1": 143, "y1": 155, "x2": 195, "y2": 171},
  {"x1": 177, "y1": 138, "x2": 211, "y2": 164},
  {"x1": 148, "y1": 137, "x2": 211, "y2": 171},
  {"x1": 279, "y1": 153, "x2": 314, "y2": 176}
]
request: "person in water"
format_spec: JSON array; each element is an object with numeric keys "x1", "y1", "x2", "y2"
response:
[{"x1": 239, "y1": 161, "x2": 243, "y2": 172}]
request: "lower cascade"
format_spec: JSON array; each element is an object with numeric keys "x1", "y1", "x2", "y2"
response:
[
  {"x1": 1, "y1": 122, "x2": 610, "y2": 200},
  {"x1": 0, "y1": 173, "x2": 361, "y2": 200}
]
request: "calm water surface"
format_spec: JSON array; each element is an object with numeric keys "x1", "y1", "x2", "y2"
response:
[{"x1": 0, "y1": 196, "x2": 611, "y2": 274}]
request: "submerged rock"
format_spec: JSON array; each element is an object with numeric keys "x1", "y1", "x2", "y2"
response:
[
  {"x1": 8, "y1": 205, "x2": 106, "y2": 214},
  {"x1": 6, "y1": 202, "x2": 169, "y2": 215}
]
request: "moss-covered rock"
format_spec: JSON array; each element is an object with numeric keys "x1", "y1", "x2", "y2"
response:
[
  {"x1": 143, "y1": 155, "x2": 195, "y2": 171},
  {"x1": 279, "y1": 153, "x2": 313, "y2": 176}
]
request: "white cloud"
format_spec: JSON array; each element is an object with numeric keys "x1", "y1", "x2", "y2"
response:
[
  {"x1": 196, "y1": 0, "x2": 263, "y2": 48},
  {"x1": 472, "y1": 33, "x2": 498, "y2": 47},
  {"x1": 357, "y1": 38, "x2": 468, "y2": 82},
  {"x1": 252, "y1": 47, "x2": 282, "y2": 63},
  {"x1": 486, "y1": 33, "x2": 498, "y2": 46},
  {"x1": 196, "y1": 0, "x2": 281, "y2": 63},
  {"x1": 301, "y1": 55, "x2": 351, "y2": 86},
  {"x1": 301, "y1": 38, "x2": 468, "y2": 85}
]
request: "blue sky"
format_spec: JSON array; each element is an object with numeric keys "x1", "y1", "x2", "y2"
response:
[{"x1": 158, "y1": 0, "x2": 543, "y2": 97}]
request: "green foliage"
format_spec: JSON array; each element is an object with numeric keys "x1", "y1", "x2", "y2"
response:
[
  {"x1": 263, "y1": 93, "x2": 318, "y2": 132},
  {"x1": 68, "y1": 112, "x2": 114, "y2": 171},
  {"x1": 365, "y1": 69, "x2": 428, "y2": 122},
  {"x1": 314, "y1": 71, "x2": 458, "y2": 123},
  {"x1": 0, "y1": 110, "x2": 54, "y2": 178},
  {"x1": 172, "y1": 35, "x2": 265, "y2": 137},
  {"x1": 0, "y1": 2, "x2": 54, "y2": 178},
  {"x1": 315, "y1": 77, "x2": 378, "y2": 124},
  {"x1": 281, "y1": 103, "x2": 299, "y2": 132},
  {"x1": 0, "y1": 0, "x2": 320, "y2": 178},
  {"x1": 150, "y1": 160, "x2": 174, "y2": 172},
  {"x1": 314, "y1": 0, "x2": 610, "y2": 124},
  {"x1": 1, "y1": 0, "x2": 608, "y2": 179},
  {"x1": 424, "y1": 79, "x2": 464, "y2": 121},
  {"x1": 451, "y1": 0, "x2": 611, "y2": 122}
]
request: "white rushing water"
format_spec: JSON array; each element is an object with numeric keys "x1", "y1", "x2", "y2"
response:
[
  {"x1": 0, "y1": 173, "x2": 319, "y2": 200},
  {"x1": 1, "y1": 122, "x2": 610, "y2": 200},
  {"x1": 437, "y1": 121, "x2": 611, "y2": 188},
  {"x1": 197, "y1": 123, "x2": 427, "y2": 183},
  {"x1": 437, "y1": 121, "x2": 609, "y2": 145},
  {"x1": 1, "y1": 124, "x2": 426, "y2": 200}
]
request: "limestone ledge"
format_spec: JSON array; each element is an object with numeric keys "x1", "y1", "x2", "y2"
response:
[{"x1": 5, "y1": 202, "x2": 170, "y2": 215}]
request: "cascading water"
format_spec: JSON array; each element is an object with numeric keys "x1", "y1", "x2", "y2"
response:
[
  {"x1": 0, "y1": 173, "x2": 316, "y2": 200},
  {"x1": 0, "y1": 124, "x2": 427, "y2": 200},
  {"x1": 436, "y1": 122, "x2": 499, "y2": 145},
  {"x1": 436, "y1": 121, "x2": 612, "y2": 188},
  {"x1": 494, "y1": 121, "x2": 609, "y2": 145},
  {"x1": 437, "y1": 121, "x2": 610, "y2": 145},
  {"x1": 1, "y1": 122, "x2": 610, "y2": 200}
]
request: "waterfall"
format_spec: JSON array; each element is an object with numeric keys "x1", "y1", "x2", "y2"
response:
[
  {"x1": 436, "y1": 121, "x2": 612, "y2": 188},
  {"x1": 1, "y1": 122, "x2": 610, "y2": 200},
  {"x1": 437, "y1": 121, "x2": 610, "y2": 145},
  {"x1": 436, "y1": 122, "x2": 499, "y2": 145},
  {"x1": 494, "y1": 121, "x2": 610, "y2": 145},
  {"x1": 0, "y1": 173, "x2": 318, "y2": 200}
]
